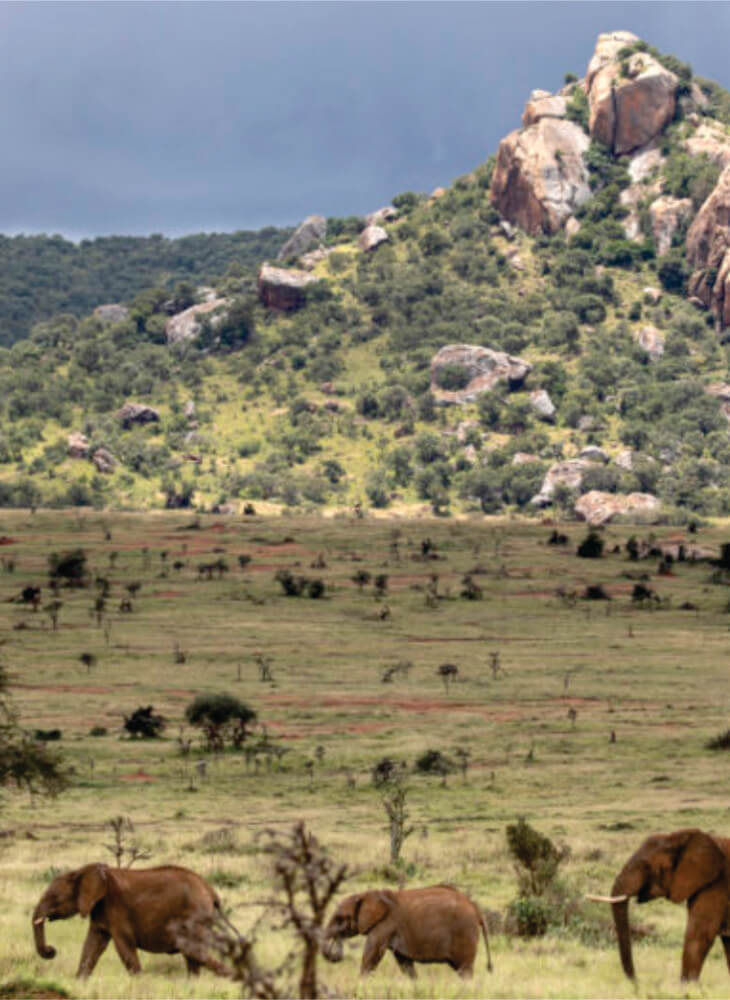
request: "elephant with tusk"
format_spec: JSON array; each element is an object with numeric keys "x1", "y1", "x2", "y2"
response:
[
  {"x1": 32, "y1": 862, "x2": 231, "y2": 978},
  {"x1": 322, "y1": 883, "x2": 492, "y2": 979},
  {"x1": 589, "y1": 828, "x2": 730, "y2": 983}
]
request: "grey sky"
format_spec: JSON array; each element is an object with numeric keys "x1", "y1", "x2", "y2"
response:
[{"x1": 1, "y1": 1, "x2": 729, "y2": 239}]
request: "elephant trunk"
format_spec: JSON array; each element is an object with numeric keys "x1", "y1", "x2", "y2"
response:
[
  {"x1": 320, "y1": 926, "x2": 343, "y2": 963},
  {"x1": 611, "y1": 864, "x2": 646, "y2": 981},
  {"x1": 32, "y1": 900, "x2": 56, "y2": 960}
]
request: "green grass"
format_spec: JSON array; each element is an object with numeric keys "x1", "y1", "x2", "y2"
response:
[{"x1": 3, "y1": 510, "x2": 730, "y2": 996}]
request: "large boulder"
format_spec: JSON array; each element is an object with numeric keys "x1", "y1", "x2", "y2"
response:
[
  {"x1": 430, "y1": 344, "x2": 531, "y2": 404},
  {"x1": 649, "y1": 196, "x2": 693, "y2": 256},
  {"x1": 490, "y1": 117, "x2": 591, "y2": 235},
  {"x1": 117, "y1": 402, "x2": 160, "y2": 430},
  {"x1": 358, "y1": 225, "x2": 389, "y2": 252},
  {"x1": 67, "y1": 432, "x2": 90, "y2": 459},
  {"x1": 529, "y1": 389, "x2": 555, "y2": 422},
  {"x1": 574, "y1": 490, "x2": 661, "y2": 525},
  {"x1": 684, "y1": 122, "x2": 730, "y2": 167},
  {"x1": 686, "y1": 164, "x2": 730, "y2": 327},
  {"x1": 634, "y1": 324, "x2": 665, "y2": 359},
  {"x1": 521, "y1": 90, "x2": 567, "y2": 128},
  {"x1": 587, "y1": 36, "x2": 678, "y2": 155},
  {"x1": 257, "y1": 264, "x2": 320, "y2": 311},
  {"x1": 277, "y1": 215, "x2": 326, "y2": 261},
  {"x1": 531, "y1": 458, "x2": 592, "y2": 507},
  {"x1": 165, "y1": 298, "x2": 230, "y2": 344}
]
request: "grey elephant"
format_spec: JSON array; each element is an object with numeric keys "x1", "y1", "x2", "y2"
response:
[
  {"x1": 322, "y1": 883, "x2": 493, "y2": 978},
  {"x1": 32, "y1": 862, "x2": 230, "y2": 978}
]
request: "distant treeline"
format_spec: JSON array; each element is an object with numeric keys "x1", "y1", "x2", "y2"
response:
[{"x1": 0, "y1": 227, "x2": 292, "y2": 346}]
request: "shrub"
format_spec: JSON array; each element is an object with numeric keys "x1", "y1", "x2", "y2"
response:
[
  {"x1": 706, "y1": 729, "x2": 730, "y2": 751},
  {"x1": 123, "y1": 705, "x2": 165, "y2": 739},
  {"x1": 433, "y1": 363, "x2": 471, "y2": 391},
  {"x1": 506, "y1": 817, "x2": 566, "y2": 896},
  {"x1": 577, "y1": 530, "x2": 604, "y2": 559},
  {"x1": 506, "y1": 895, "x2": 553, "y2": 937},
  {"x1": 184, "y1": 693, "x2": 257, "y2": 751}
]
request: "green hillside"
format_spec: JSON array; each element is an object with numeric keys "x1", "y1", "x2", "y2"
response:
[
  {"x1": 0, "y1": 227, "x2": 292, "y2": 346},
  {"x1": 3, "y1": 35, "x2": 730, "y2": 519}
]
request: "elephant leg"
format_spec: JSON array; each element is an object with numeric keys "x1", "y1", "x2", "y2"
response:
[
  {"x1": 185, "y1": 956, "x2": 202, "y2": 976},
  {"x1": 76, "y1": 924, "x2": 110, "y2": 978},
  {"x1": 394, "y1": 952, "x2": 417, "y2": 979},
  {"x1": 360, "y1": 928, "x2": 390, "y2": 975},
  {"x1": 721, "y1": 935, "x2": 730, "y2": 973},
  {"x1": 456, "y1": 961, "x2": 475, "y2": 980},
  {"x1": 109, "y1": 926, "x2": 142, "y2": 974},
  {"x1": 681, "y1": 886, "x2": 726, "y2": 981}
]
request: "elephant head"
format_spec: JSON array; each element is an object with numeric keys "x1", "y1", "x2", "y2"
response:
[
  {"x1": 33, "y1": 864, "x2": 109, "y2": 960},
  {"x1": 322, "y1": 891, "x2": 396, "y2": 962},
  {"x1": 607, "y1": 829, "x2": 728, "y2": 980}
]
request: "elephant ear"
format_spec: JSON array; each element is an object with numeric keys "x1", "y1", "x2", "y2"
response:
[
  {"x1": 77, "y1": 864, "x2": 109, "y2": 917},
  {"x1": 356, "y1": 890, "x2": 396, "y2": 934},
  {"x1": 669, "y1": 830, "x2": 726, "y2": 903}
]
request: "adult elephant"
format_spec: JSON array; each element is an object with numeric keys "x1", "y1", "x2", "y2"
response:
[
  {"x1": 589, "y1": 828, "x2": 730, "y2": 982},
  {"x1": 32, "y1": 862, "x2": 230, "y2": 978},
  {"x1": 322, "y1": 883, "x2": 492, "y2": 978}
]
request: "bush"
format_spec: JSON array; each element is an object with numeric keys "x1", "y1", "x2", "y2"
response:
[
  {"x1": 433, "y1": 363, "x2": 471, "y2": 391},
  {"x1": 184, "y1": 693, "x2": 257, "y2": 751},
  {"x1": 506, "y1": 895, "x2": 553, "y2": 937},
  {"x1": 123, "y1": 705, "x2": 165, "y2": 739},
  {"x1": 506, "y1": 817, "x2": 566, "y2": 896},
  {"x1": 577, "y1": 531, "x2": 604, "y2": 559}
]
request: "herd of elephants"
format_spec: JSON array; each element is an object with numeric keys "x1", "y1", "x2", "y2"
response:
[{"x1": 29, "y1": 826, "x2": 730, "y2": 986}]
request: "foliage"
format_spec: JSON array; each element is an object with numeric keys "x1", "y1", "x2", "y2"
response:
[
  {"x1": 506, "y1": 817, "x2": 566, "y2": 897},
  {"x1": 0, "y1": 665, "x2": 68, "y2": 798},
  {"x1": 123, "y1": 705, "x2": 166, "y2": 739},
  {"x1": 184, "y1": 693, "x2": 257, "y2": 751},
  {"x1": 576, "y1": 531, "x2": 604, "y2": 559}
]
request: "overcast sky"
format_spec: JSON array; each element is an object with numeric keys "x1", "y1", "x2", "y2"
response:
[{"x1": 2, "y1": 1, "x2": 729, "y2": 240}]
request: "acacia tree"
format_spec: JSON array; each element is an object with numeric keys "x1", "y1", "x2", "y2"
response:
[
  {"x1": 185, "y1": 693, "x2": 257, "y2": 751},
  {"x1": 0, "y1": 664, "x2": 68, "y2": 798}
]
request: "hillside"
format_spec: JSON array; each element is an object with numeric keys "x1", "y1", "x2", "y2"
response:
[
  {"x1": 0, "y1": 226, "x2": 292, "y2": 346},
  {"x1": 4, "y1": 30, "x2": 730, "y2": 522}
]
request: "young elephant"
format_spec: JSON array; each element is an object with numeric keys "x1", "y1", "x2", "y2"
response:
[
  {"x1": 32, "y1": 862, "x2": 230, "y2": 978},
  {"x1": 322, "y1": 884, "x2": 493, "y2": 978}
]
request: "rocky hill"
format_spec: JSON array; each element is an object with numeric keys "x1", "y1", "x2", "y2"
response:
[{"x1": 4, "y1": 30, "x2": 730, "y2": 524}]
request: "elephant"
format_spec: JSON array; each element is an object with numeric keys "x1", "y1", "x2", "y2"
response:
[
  {"x1": 322, "y1": 883, "x2": 493, "y2": 978},
  {"x1": 32, "y1": 862, "x2": 231, "y2": 978},
  {"x1": 588, "y1": 828, "x2": 730, "y2": 982}
]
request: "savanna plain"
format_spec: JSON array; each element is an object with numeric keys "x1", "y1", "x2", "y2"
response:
[{"x1": 3, "y1": 509, "x2": 730, "y2": 999}]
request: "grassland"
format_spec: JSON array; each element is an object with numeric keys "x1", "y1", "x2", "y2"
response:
[{"x1": 3, "y1": 509, "x2": 730, "y2": 998}]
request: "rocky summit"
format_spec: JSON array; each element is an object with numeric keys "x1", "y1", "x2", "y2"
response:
[{"x1": 4, "y1": 29, "x2": 730, "y2": 521}]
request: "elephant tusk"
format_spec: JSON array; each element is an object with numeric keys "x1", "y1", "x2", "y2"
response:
[
  {"x1": 585, "y1": 893, "x2": 628, "y2": 903},
  {"x1": 33, "y1": 917, "x2": 45, "y2": 925}
]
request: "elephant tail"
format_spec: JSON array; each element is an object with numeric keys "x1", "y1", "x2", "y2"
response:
[{"x1": 478, "y1": 907, "x2": 493, "y2": 973}]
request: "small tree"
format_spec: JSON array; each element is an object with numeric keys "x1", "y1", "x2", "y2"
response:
[
  {"x1": 103, "y1": 815, "x2": 152, "y2": 867},
  {"x1": 382, "y1": 778, "x2": 414, "y2": 866},
  {"x1": 48, "y1": 549, "x2": 88, "y2": 586},
  {"x1": 0, "y1": 664, "x2": 68, "y2": 798},
  {"x1": 185, "y1": 693, "x2": 257, "y2": 751},
  {"x1": 506, "y1": 817, "x2": 566, "y2": 897},
  {"x1": 124, "y1": 705, "x2": 166, "y2": 739},
  {"x1": 577, "y1": 530, "x2": 604, "y2": 559},
  {"x1": 437, "y1": 662, "x2": 458, "y2": 692}
]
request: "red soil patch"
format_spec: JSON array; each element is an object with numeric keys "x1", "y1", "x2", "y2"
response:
[
  {"x1": 13, "y1": 683, "x2": 113, "y2": 695},
  {"x1": 121, "y1": 769, "x2": 156, "y2": 782},
  {"x1": 255, "y1": 544, "x2": 304, "y2": 557},
  {"x1": 150, "y1": 590, "x2": 184, "y2": 598},
  {"x1": 0, "y1": 536, "x2": 17, "y2": 545}
]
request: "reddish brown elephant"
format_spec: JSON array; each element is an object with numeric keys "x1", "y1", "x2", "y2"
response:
[
  {"x1": 32, "y1": 862, "x2": 230, "y2": 978},
  {"x1": 589, "y1": 828, "x2": 730, "y2": 982},
  {"x1": 322, "y1": 883, "x2": 492, "y2": 978}
]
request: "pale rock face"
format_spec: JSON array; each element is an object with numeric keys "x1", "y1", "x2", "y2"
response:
[
  {"x1": 627, "y1": 143, "x2": 664, "y2": 183},
  {"x1": 574, "y1": 490, "x2": 661, "y2": 525},
  {"x1": 366, "y1": 206, "x2": 397, "y2": 225},
  {"x1": 588, "y1": 46, "x2": 678, "y2": 155},
  {"x1": 92, "y1": 448, "x2": 117, "y2": 474},
  {"x1": 430, "y1": 187, "x2": 446, "y2": 200},
  {"x1": 257, "y1": 264, "x2": 320, "y2": 311},
  {"x1": 634, "y1": 324, "x2": 665, "y2": 359},
  {"x1": 94, "y1": 303, "x2": 129, "y2": 326},
  {"x1": 490, "y1": 118, "x2": 591, "y2": 235},
  {"x1": 430, "y1": 344, "x2": 531, "y2": 405},
  {"x1": 620, "y1": 177, "x2": 662, "y2": 241},
  {"x1": 686, "y1": 164, "x2": 730, "y2": 327},
  {"x1": 649, "y1": 196, "x2": 693, "y2": 256},
  {"x1": 165, "y1": 298, "x2": 230, "y2": 344},
  {"x1": 565, "y1": 216, "x2": 581, "y2": 238},
  {"x1": 512, "y1": 452, "x2": 541, "y2": 466},
  {"x1": 643, "y1": 286, "x2": 662, "y2": 304},
  {"x1": 116, "y1": 402, "x2": 160, "y2": 429},
  {"x1": 521, "y1": 94, "x2": 567, "y2": 128},
  {"x1": 358, "y1": 225, "x2": 389, "y2": 252},
  {"x1": 277, "y1": 215, "x2": 327, "y2": 261},
  {"x1": 529, "y1": 389, "x2": 556, "y2": 422},
  {"x1": 531, "y1": 458, "x2": 593, "y2": 507},
  {"x1": 585, "y1": 30, "x2": 640, "y2": 90},
  {"x1": 578, "y1": 445, "x2": 609, "y2": 463},
  {"x1": 615, "y1": 448, "x2": 635, "y2": 471},
  {"x1": 300, "y1": 247, "x2": 333, "y2": 270},
  {"x1": 67, "y1": 432, "x2": 90, "y2": 459},
  {"x1": 705, "y1": 382, "x2": 730, "y2": 421},
  {"x1": 684, "y1": 122, "x2": 730, "y2": 167}
]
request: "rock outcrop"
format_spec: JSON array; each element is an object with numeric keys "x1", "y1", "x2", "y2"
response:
[
  {"x1": 574, "y1": 490, "x2": 661, "y2": 525},
  {"x1": 529, "y1": 389, "x2": 556, "y2": 422},
  {"x1": 686, "y1": 164, "x2": 730, "y2": 327},
  {"x1": 586, "y1": 32, "x2": 678, "y2": 154},
  {"x1": 277, "y1": 215, "x2": 326, "y2": 261},
  {"x1": 257, "y1": 264, "x2": 320, "y2": 311},
  {"x1": 521, "y1": 90, "x2": 567, "y2": 128},
  {"x1": 430, "y1": 345, "x2": 531, "y2": 404},
  {"x1": 684, "y1": 122, "x2": 730, "y2": 167},
  {"x1": 531, "y1": 459, "x2": 592, "y2": 507},
  {"x1": 94, "y1": 304, "x2": 129, "y2": 326},
  {"x1": 649, "y1": 196, "x2": 693, "y2": 255},
  {"x1": 67, "y1": 432, "x2": 90, "y2": 459},
  {"x1": 491, "y1": 116, "x2": 591, "y2": 235},
  {"x1": 634, "y1": 324, "x2": 665, "y2": 359},
  {"x1": 705, "y1": 382, "x2": 730, "y2": 420},
  {"x1": 91, "y1": 448, "x2": 117, "y2": 474},
  {"x1": 358, "y1": 225, "x2": 388, "y2": 252},
  {"x1": 165, "y1": 298, "x2": 230, "y2": 344},
  {"x1": 117, "y1": 402, "x2": 160, "y2": 429},
  {"x1": 366, "y1": 206, "x2": 397, "y2": 225}
]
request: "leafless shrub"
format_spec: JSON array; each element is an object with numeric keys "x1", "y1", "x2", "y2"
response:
[{"x1": 104, "y1": 815, "x2": 152, "y2": 867}]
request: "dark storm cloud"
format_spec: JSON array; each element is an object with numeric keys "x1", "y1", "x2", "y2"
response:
[{"x1": 1, "y1": 1, "x2": 729, "y2": 238}]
